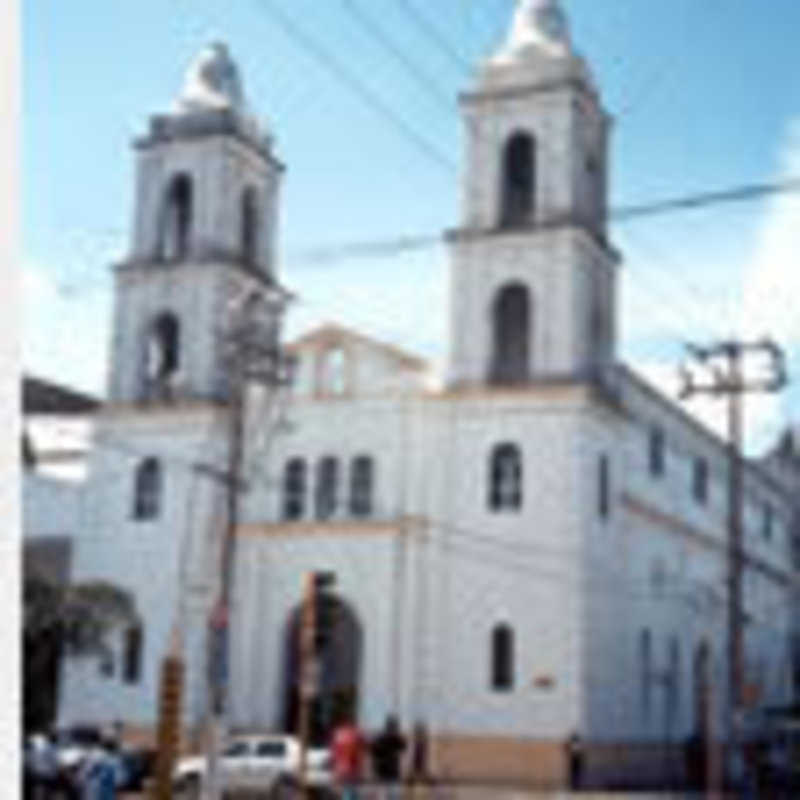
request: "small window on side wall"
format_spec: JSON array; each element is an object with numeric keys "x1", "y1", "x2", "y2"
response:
[
  {"x1": 133, "y1": 458, "x2": 161, "y2": 520},
  {"x1": 763, "y1": 502, "x2": 774, "y2": 541},
  {"x1": 489, "y1": 443, "x2": 522, "y2": 512},
  {"x1": 491, "y1": 624, "x2": 514, "y2": 691},
  {"x1": 693, "y1": 457, "x2": 709, "y2": 505},
  {"x1": 598, "y1": 454, "x2": 610, "y2": 520},
  {"x1": 123, "y1": 625, "x2": 143, "y2": 684},
  {"x1": 649, "y1": 427, "x2": 665, "y2": 477}
]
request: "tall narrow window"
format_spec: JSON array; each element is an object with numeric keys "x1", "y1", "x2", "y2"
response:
[
  {"x1": 133, "y1": 458, "x2": 161, "y2": 520},
  {"x1": 491, "y1": 624, "x2": 514, "y2": 691},
  {"x1": 315, "y1": 457, "x2": 339, "y2": 521},
  {"x1": 241, "y1": 186, "x2": 258, "y2": 263},
  {"x1": 598, "y1": 454, "x2": 610, "y2": 520},
  {"x1": 500, "y1": 132, "x2": 535, "y2": 227},
  {"x1": 693, "y1": 457, "x2": 709, "y2": 505},
  {"x1": 160, "y1": 173, "x2": 193, "y2": 261},
  {"x1": 490, "y1": 283, "x2": 531, "y2": 384},
  {"x1": 649, "y1": 426, "x2": 665, "y2": 477},
  {"x1": 488, "y1": 443, "x2": 522, "y2": 512},
  {"x1": 123, "y1": 625, "x2": 143, "y2": 684},
  {"x1": 640, "y1": 628, "x2": 652, "y2": 720},
  {"x1": 145, "y1": 312, "x2": 180, "y2": 386},
  {"x1": 350, "y1": 456, "x2": 374, "y2": 518},
  {"x1": 763, "y1": 502, "x2": 774, "y2": 541},
  {"x1": 283, "y1": 458, "x2": 307, "y2": 521}
]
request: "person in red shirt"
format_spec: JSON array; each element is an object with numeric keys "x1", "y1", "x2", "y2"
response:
[{"x1": 331, "y1": 715, "x2": 365, "y2": 800}]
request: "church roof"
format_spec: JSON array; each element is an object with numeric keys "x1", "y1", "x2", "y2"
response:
[
  {"x1": 22, "y1": 376, "x2": 100, "y2": 415},
  {"x1": 287, "y1": 323, "x2": 430, "y2": 372}
]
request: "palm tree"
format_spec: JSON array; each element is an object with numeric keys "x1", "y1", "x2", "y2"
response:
[{"x1": 23, "y1": 568, "x2": 137, "y2": 734}]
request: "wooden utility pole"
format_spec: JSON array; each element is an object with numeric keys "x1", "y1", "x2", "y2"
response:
[
  {"x1": 204, "y1": 289, "x2": 294, "y2": 800},
  {"x1": 679, "y1": 338, "x2": 787, "y2": 789}
]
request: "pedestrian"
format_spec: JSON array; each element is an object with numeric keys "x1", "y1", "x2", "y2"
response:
[
  {"x1": 331, "y1": 714, "x2": 365, "y2": 800},
  {"x1": 565, "y1": 731, "x2": 584, "y2": 791},
  {"x1": 409, "y1": 722, "x2": 429, "y2": 784},
  {"x1": 370, "y1": 715, "x2": 407, "y2": 800}
]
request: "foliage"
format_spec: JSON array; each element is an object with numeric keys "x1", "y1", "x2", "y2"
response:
[{"x1": 23, "y1": 567, "x2": 137, "y2": 732}]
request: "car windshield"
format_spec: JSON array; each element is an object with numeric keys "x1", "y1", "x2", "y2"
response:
[
  {"x1": 256, "y1": 740, "x2": 287, "y2": 757},
  {"x1": 223, "y1": 741, "x2": 250, "y2": 757}
]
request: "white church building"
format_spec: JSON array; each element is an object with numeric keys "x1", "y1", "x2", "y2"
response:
[{"x1": 51, "y1": 0, "x2": 798, "y2": 787}]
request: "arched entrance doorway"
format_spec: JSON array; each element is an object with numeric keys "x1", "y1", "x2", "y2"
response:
[{"x1": 282, "y1": 595, "x2": 362, "y2": 746}]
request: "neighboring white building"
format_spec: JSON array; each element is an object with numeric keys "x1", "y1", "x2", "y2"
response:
[{"x1": 50, "y1": 0, "x2": 798, "y2": 787}]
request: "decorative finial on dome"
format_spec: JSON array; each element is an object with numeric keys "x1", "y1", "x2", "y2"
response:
[
  {"x1": 176, "y1": 41, "x2": 246, "y2": 113},
  {"x1": 493, "y1": 0, "x2": 572, "y2": 63}
]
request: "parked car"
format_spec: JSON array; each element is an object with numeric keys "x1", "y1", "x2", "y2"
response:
[{"x1": 173, "y1": 734, "x2": 332, "y2": 797}]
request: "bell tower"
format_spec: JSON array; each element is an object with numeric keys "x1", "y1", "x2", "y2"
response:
[
  {"x1": 447, "y1": 0, "x2": 619, "y2": 388},
  {"x1": 109, "y1": 42, "x2": 287, "y2": 404}
]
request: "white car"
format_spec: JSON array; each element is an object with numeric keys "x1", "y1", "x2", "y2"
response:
[{"x1": 173, "y1": 734, "x2": 332, "y2": 796}]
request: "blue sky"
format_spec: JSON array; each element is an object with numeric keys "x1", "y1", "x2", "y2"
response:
[{"x1": 22, "y1": 0, "x2": 800, "y2": 451}]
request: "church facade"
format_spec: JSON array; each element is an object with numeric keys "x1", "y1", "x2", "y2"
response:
[{"x1": 55, "y1": 0, "x2": 797, "y2": 787}]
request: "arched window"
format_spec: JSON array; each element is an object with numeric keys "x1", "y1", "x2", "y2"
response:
[
  {"x1": 283, "y1": 458, "x2": 307, "y2": 521},
  {"x1": 133, "y1": 458, "x2": 161, "y2": 520},
  {"x1": 350, "y1": 455, "x2": 374, "y2": 518},
  {"x1": 241, "y1": 186, "x2": 258, "y2": 263},
  {"x1": 321, "y1": 347, "x2": 347, "y2": 395},
  {"x1": 490, "y1": 283, "x2": 530, "y2": 384},
  {"x1": 488, "y1": 443, "x2": 522, "y2": 512},
  {"x1": 146, "y1": 312, "x2": 180, "y2": 382},
  {"x1": 500, "y1": 132, "x2": 535, "y2": 228},
  {"x1": 491, "y1": 624, "x2": 514, "y2": 691},
  {"x1": 315, "y1": 456, "x2": 339, "y2": 521},
  {"x1": 160, "y1": 173, "x2": 193, "y2": 261},
  {"x1": 640, "y1": 628, "x2": 652, "y2": 720}
]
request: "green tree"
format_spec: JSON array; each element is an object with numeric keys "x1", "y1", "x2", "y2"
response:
[{"x1": 23, "y1": 568, "x2": 137, "y2": 734}]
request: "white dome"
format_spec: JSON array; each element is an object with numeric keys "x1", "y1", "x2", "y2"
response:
[
  {"x1": 492, "y1": 0, "x2": 572, "y2": 64},
  {"x1": 176, "y1": 42, "x2": 246, "y2": 113}
]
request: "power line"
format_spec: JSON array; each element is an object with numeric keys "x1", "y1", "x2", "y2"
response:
[
  {"x1": 254, "y1": 0, "x2": 456, "y2": 174},
  {"x1": 395, "y1": 0, "x2": 474, "y2": 76}
]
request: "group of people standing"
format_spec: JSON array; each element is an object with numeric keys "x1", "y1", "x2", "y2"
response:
[{"x1": 330, "y1": 716, "x2": 428, "y2": 800}]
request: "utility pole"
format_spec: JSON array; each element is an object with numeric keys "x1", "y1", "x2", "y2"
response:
[
  {"x1": 297, "y1": 571, "x2": 336, "y2": 800},
  {"x1": 204, "y1": 287, "x2": 294, "y2": 800},
  {"x1": 679, "y1": 337, "x2": 787, "y2": 789}
]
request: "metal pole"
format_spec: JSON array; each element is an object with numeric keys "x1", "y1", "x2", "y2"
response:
[
  {"x1": 297, "y1": 572, "x2": 316, "y2": 800},
  {"x1": 205, "y1": 345, "x2": 246, "y2": 800},
  {"x1": 727, "y1": 346, "x2": 745, "y2": 787}
]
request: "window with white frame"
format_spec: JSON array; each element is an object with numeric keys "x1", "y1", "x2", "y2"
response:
[
  {"x1": 283, "y1": 458, "x2": 307, "y2": 521},
  {"x1": 488, "y1": 443, "x2": 522, "y2": 512},
  {"x1": 315, "y1": 456, "x2": 339, "y2": 520},
  {"x1": 349, "y1": 455, "x2": 374, "y2": 518},
  {"x1": 133, "y1": 458, "x2": 162, "y2": 520}
]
